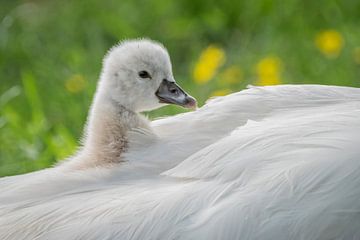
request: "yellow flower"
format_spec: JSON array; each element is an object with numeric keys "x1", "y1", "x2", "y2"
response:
[
  {"x1": 65, "y1": 74, "x2": 87, "y2": 93},
  {"x1": 210, "y1": 88, "x2": 232, "y2": 97},
  {"x1": 353, "y1": 47, "x2": 360, "y2": 65},
  {"x1": 256, "y1": 56, "x2": 282, "y2": 86},
  {"x1": 315, "y1": 30, "x2": 344, "y2": 58},
  {"x1": 219, "y1": 65, "x2": 243, "y2": 85},
  {"x1": 193, "y1": 45, "x2": 226, "y2": 84}
]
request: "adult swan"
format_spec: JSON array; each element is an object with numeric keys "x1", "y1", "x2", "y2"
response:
[{"x1": 1, "y1": 39, "x2": 360, "y2": 240}]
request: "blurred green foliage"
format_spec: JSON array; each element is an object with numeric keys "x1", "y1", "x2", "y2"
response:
[{"x1": 1, "y1": 0, "x2": 360, "y2": 176}]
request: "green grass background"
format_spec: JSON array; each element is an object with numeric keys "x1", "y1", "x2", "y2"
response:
[{"x1": 1, "y1": 0, "x2": 360, "y2": 176}]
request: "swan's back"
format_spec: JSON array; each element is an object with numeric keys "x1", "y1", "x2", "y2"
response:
[{"x1": 1, "y1": 85, "x2": 360, "y2": 240}]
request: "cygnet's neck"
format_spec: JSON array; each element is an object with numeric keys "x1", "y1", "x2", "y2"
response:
[{"x1": 65, "y1": 90, "x2": 151, "y2": 169}]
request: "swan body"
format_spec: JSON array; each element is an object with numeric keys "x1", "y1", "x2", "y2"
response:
[{"x1": 1, "y1": 39, "x2": 360, "y2": 240}]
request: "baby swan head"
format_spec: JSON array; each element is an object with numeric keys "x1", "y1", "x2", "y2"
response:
[{"x1": 99, "y1": 39, "x2": 196, "y2": 112}]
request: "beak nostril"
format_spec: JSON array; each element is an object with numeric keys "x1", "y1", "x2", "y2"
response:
[{"x1": 170, "y1": 88, "x2": 178, "y2": 94}]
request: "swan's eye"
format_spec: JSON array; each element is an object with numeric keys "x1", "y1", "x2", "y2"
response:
[{"x1": 138, "y1": 71, "x2": 151, "y2": 79}]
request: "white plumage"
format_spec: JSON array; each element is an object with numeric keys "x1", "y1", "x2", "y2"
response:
[{"x1": 1, "y1": 40, "x2": 360, "y2": 240}]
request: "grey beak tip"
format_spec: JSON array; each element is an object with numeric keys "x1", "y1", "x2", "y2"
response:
[{"x1": 184, "y1": 96, "x2": 197, "y2": 110}]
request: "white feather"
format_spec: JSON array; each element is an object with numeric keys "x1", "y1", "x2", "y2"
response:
[{"x1": 1, "y1": 84, "x2": 360, "y2": 240}]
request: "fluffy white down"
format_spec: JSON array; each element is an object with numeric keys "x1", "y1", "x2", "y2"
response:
[{"x1": 1, "y1": 84, "x2": 360, "y2": 240}]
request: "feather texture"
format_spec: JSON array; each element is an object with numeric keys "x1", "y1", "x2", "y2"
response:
[{"x1": 1, "y1": 85, "x2": 360, "y2": 240}]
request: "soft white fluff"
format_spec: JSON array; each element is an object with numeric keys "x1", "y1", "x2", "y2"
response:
[
  {"x1": 1, "y1": 40, "x2": 360, "y2": 240},
  {"x1": 62, "y1": 39, "x2": 174, "y2": 168}
]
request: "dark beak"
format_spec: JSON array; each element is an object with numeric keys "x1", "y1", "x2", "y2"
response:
[{"x1": 155, "y1": 79, "x2": 197, "y2": 109}]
